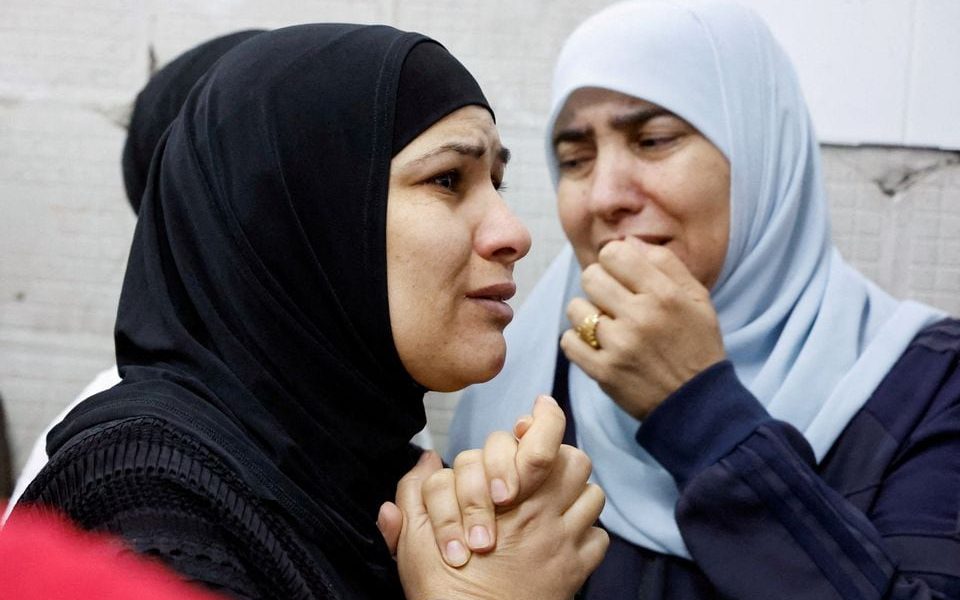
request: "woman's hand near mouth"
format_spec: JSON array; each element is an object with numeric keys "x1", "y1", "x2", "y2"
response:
[{"x1": 561, "y1": 236, "x2": 726, "y2": 420}]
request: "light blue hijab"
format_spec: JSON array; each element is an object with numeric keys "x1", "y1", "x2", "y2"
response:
[{"x1": 448, "y1": 0, "x2": 944, "y2": 558}]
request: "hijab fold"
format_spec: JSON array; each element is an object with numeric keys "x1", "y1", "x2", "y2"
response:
[
  {"x1": 46, "y1": 24, "x2": 489, "y2": 594},
  {"x1": 122, "y1": 29, "x2": 266, "y2": 214},
  {"x1": 449, "y1": 0, "x2": 944, "y2": 558}
]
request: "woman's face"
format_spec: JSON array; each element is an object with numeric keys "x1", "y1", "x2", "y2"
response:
[
  {"x1": 387, "y1": 105, "x2": 531, "y2": 392},
  {"x1": 552, "y1": 88, "x2": 730, "y2": 289}
]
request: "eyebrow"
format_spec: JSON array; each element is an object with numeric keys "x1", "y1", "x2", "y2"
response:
[
  {"x1": 405, "y1": 142, "x2": 511, "y2": 168},
  {"x1": 552, "y1": 107, "x2": 675, "y2": 148}
]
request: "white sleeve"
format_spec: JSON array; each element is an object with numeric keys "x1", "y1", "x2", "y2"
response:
[{"x1": 2, "y1": 366, "x2": 121, "y2": 525}]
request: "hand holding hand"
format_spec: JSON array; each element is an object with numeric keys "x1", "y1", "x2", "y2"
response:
[
  {"x1": 377, "y1": 396, "x2": 568, "y2": 565},
  {"x1": 393, "y1": 440, "x2": 607, "y2": 600},
  {"x1": 561, "y1": 238, "x2": 725, "y2": 419}
]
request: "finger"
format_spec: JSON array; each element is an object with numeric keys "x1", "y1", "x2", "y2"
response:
[
  {"x1": 513, "y1": 414, "x2": 533, "y2": 439},
  {"x1": 597, "y1": 238, "x2": 673, "y2": 295},
  {"x1": 624, "y1": 236, "x2": 705, "y2": 293},
  {"x1": 395, "y1": 451, "x2": 444, "y2": 519},
  {"x1": 515, "y1": 396, "x2": 566, "y2": 502},
  {"x1": 578, "y1": 527, "x2": 611, "y2": 575},
  {"x1": 578, "y1": 262, "x2": 634, "y2": 318},
  {"x1": 565, "y1": 297, "x2": 614, "y2": 353},
  {"x1": 560, "y1": 328, "x2": 606, "y2": 383},
  {"x1": 376, "y1": 501, "x2": 402, "y2": 557},
  {"x1": 421, "y1": 468, "x2": 471, "y2": 567},
  {"x1": 393, "y1": 451, "x2": 444, "y2": 562},
  {"x1": 452, "y1": 450, "x2": 496, "y2": 552},
  {"x1": 566, "y1": 296, "x2": 600, "y2": 329},
  {"x1": 561, "y1": 483, "x2": 605, "y2": 532},
  {"x1": 483, "y1": 430, "x2": 520, "y2": 505},
  {"x1": 535, "y1": 445, "x2": 593, "y2": 512}
]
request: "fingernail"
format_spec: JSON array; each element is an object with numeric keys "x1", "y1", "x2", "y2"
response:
[
  {"x1": 490, "y1": 478, "x2": 510, "y2": 504},
  {"x1": 468, "y1": 525, "x2": 490, "y2": 549},
  {"x1": 445, "y1": 540, "x2": 468, "y2": 566}
]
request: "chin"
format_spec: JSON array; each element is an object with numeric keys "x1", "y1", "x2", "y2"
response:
[
  {"x1": 468, "y1": 349, "x2": 507, "y2": 385},
  {"x1": 427, "y1": 340, "x2": 506, "y2": 392}
]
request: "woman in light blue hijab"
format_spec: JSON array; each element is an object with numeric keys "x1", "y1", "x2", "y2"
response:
[{"x1": 449, "y1": 1, "x2": 960, "y2": 597}]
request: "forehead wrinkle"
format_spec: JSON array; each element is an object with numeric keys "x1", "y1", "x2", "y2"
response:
[{"x1": 553, "y1": 106, "x2": 676, "y2": 149}]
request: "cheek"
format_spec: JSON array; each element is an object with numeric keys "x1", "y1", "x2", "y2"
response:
[
  {"x1": 387, "y1": 212, "x2": 476, "y2": 388},
  {"x1": 672, "y1": 156, "x2": 730, "y2": 288},
  {"x1": 557, "y1": 185, "x2": 595, "y2": 265},
  {"x1": 388, "y1": 228, "x2": 466, "y2": 338}
]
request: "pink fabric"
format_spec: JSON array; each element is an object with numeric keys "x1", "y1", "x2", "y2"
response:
[{"x1": 0, "y1": 505, "x2": 224, "y2": 600}]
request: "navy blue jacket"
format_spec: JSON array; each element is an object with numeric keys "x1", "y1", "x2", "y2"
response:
[{"x1": 555, "y1": 318, "x2": 960, "y2": 599}]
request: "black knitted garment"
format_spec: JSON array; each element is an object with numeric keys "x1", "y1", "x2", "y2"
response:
[{"x1": 26, "y1": 417, "x2": 338, "y2": 599}]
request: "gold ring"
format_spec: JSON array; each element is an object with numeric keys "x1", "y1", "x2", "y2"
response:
[{"x1": 575, "y1": 312, "x2": 602, "y2": 349}]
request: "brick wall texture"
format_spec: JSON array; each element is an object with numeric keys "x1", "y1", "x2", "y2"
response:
[{"x1": 2, "y1": 0, "x2": 959, "y2": 467}]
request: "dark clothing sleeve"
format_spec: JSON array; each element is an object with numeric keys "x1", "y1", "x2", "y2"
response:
[
  {"x1": 19, "y1": 418, "x2": 330, "y2": 600},
  {"x1": 637, "y1": 358, "x2": 960, "y2": 600},
  {"x1": 106, "y1": 506, "x2": 261, "y2": 599}
]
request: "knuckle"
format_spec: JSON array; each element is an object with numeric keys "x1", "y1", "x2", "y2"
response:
[
  {"x1": 433, "y1": 515, "x2": 462, "y2": 533},
  {"x1": 522, "y1": 446, "x2": 556, "y2": 473},
  {"x1": 485, "y1": 429, "x2": 514, "y2": 446},
  {"x1": 460, "y1": 502, "x2": 493, "y2": 520},
  {"x1": 453, "y1": 449, "x2": 482, "y2": 469},
  {"x1": 422, "y1": 468, "x2": 454, "y2": 496},
  {"x1": 657, "y1": 284, "x2": 687, "y2": 310},
  {"x1": 581, "y1": 263, "x2": 603, "y2": 285},
  {"x1": 563, "y1": 445, "x2": 593, "y2": 477}
]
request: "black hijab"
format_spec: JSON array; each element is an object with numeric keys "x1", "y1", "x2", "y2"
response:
[
  {"x1": 47, "y1": 24, "x2": 490, "y2": 596},
  {"x1": 122, "y1": 29, "x2": 266, "y2": 213}
]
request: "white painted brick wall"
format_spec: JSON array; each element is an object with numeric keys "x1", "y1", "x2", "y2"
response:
[{"x1": 2, "y1": 1, "x2": 959, "y2": 470}]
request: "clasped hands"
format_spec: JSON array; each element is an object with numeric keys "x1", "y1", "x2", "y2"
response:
[{"x1": 378, "y1": 396, "x2": 609, "y2": 600}]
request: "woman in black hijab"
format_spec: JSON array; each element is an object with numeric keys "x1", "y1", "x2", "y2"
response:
[{"x1": 17, "y1": 24, "x2": 605, "y2": 600}]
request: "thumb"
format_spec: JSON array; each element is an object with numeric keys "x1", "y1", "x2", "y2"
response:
[{"x1": 377, "y1": 502, "x2": 402, "y2": 557}]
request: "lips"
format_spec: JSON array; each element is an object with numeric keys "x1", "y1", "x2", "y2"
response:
[
  {"x1": 466, "y1": 282, "x2": 517, "y2": 302},
  {"x1": 466, "y1": 282, "x2": 516, "y2": 324},
  {"x1": 599, "y1": 234, "x2": 671, "y2": 251}
]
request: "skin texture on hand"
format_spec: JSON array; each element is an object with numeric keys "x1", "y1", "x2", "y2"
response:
[
  {"x1": 378, "y1": 396, "x2": 568, "y2": 563},
  {"x1": 561, "y1": 237, "x2": 726, "y2": 420},
  {"x1": 392, "y1": 444, "x2": 607, "y2": 600}
]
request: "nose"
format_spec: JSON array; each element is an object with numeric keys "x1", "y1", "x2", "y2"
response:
[
  {"x1": 588, "y1": 147, "x2": 645, "y2": 222},
  {"x1": 475, "y1": 194, "x2": 532, "y2": 266}
]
